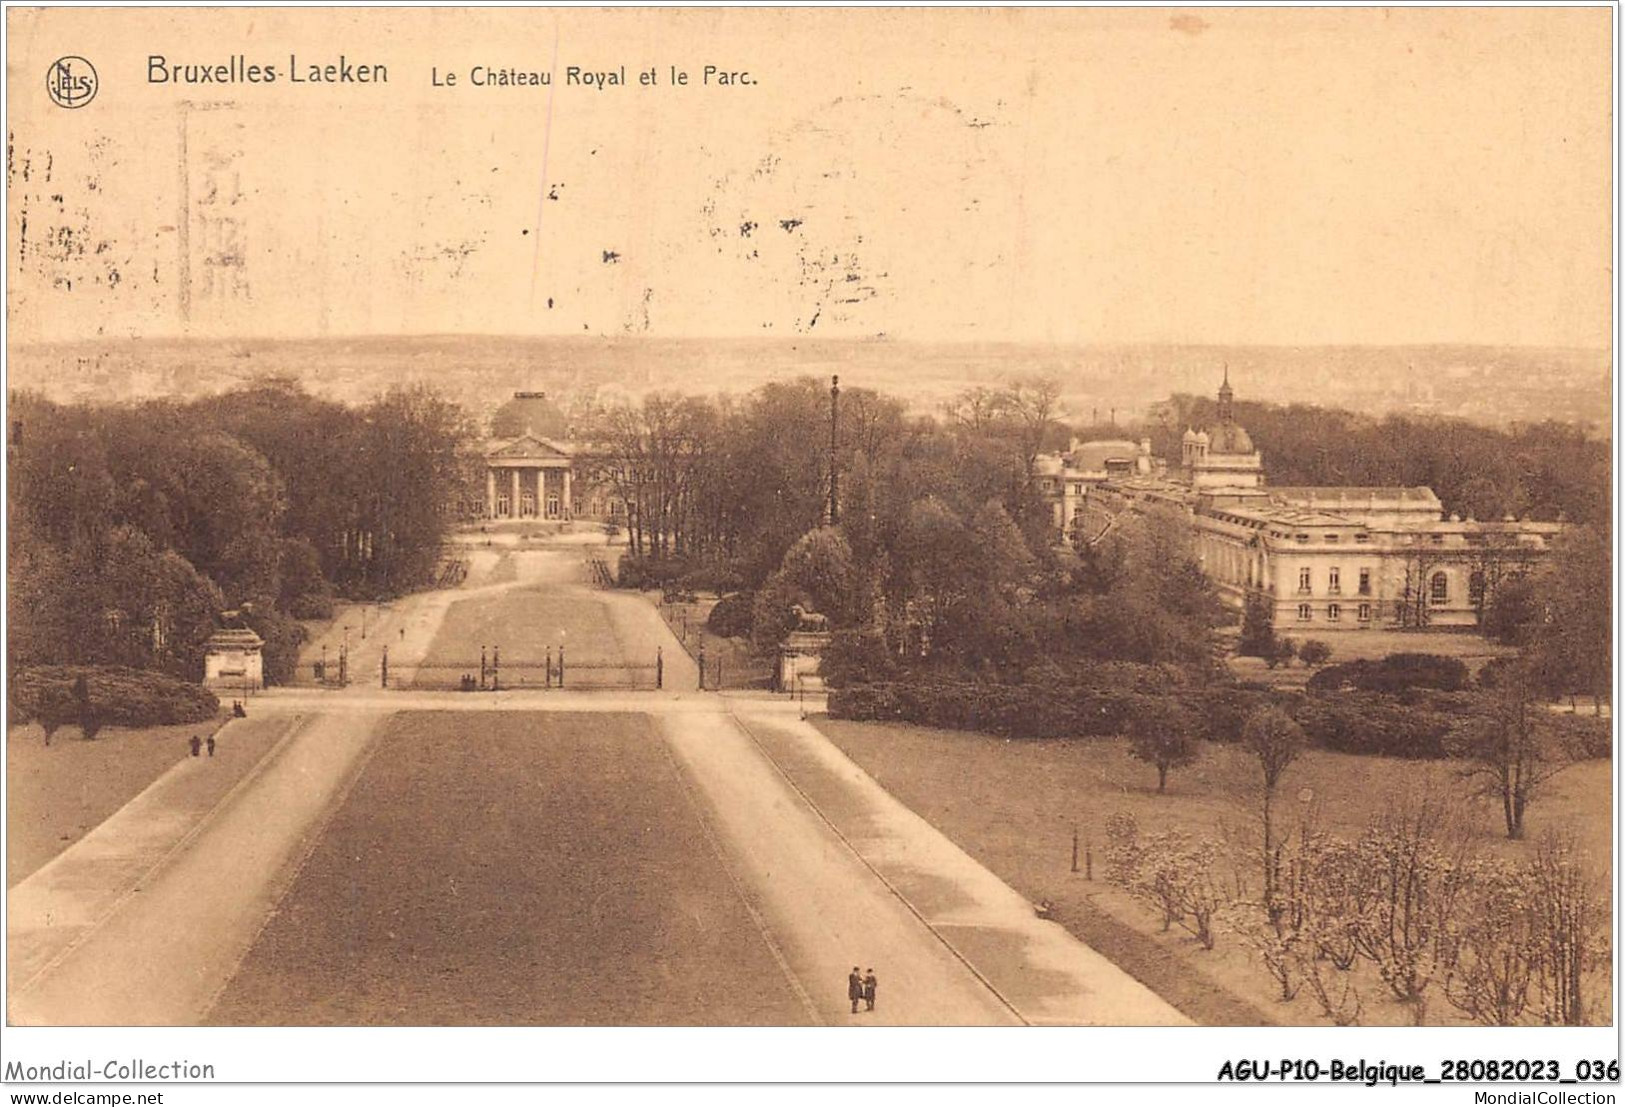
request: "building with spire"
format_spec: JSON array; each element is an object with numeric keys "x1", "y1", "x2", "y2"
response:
[{"x1": 1062, "y1": 373, "x2": 1561, "y2": 631}]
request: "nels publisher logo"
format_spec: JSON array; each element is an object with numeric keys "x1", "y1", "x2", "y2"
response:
[{"x1": 46, "y1": 56, "x2": 98, "y2": 108}]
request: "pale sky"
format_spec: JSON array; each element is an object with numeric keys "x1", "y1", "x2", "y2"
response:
[{"x1": 6, "y1": 6, "x2": 1613, "y2": 347}]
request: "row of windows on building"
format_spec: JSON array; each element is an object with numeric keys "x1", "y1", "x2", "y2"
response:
[
  {"x1": 1294, "y1": 566, "x2": 1483, "y2": 605},
  {"x1": 1288, "y1": 532, "x2": 1471, "y2": 546},
  {"x1": 1297, "y1": 602, "x2": 1373, "y2": 622},
  {"x1": 1293, "y1": 570, "x2": 1485, "y2": 620},
  {"x1": 1296, "y1": 566, "x2": 1373, "y2": 595}
]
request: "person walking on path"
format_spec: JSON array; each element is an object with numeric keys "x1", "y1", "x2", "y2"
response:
[
  {"x1": 189, "y1": 735, "x2": 201, "y2": 757},
  {"x1": 206, "y1": 736, "x2": 216, "y2": 757},
  {"x1": 863, "y1": 969, "x2": 877, "y2": 1012},
  {"x1": 848, "y1": 967, "x2": 863, "y2": 1014}
]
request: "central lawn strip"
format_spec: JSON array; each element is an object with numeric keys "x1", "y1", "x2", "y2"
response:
[
  {"x1": 413, "y1": 587, "x2": 634, "y2": 689},
  {"x1": 207, "y1": 711, "x2": 809, "y2": 1025}
]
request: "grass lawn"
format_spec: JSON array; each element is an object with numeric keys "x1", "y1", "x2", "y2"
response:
[
  {"x1": 414, "y1": 584, "x2": 635, "y2": 688},
  {"x1": 6, "y1": 714, "x2": 253, "y2": 887},
  {"x1": 813, "y1": 716, "x2": 1612, "y2": 1026},
  {"x1": 207, "y1": 711, "x2": 810, "y2": 1026}
]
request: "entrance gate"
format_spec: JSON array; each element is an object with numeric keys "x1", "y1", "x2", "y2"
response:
[{"x1": 385, "y1": 645, "x2": 664, "y2": 691}]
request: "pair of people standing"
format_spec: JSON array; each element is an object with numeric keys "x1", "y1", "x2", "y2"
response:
[
  {"x1": 189, "y1": 735, "x2": 216, "y2": 757},
  {"x1": 847, "y1": 967, "x2": 877, "y2": 1014}
]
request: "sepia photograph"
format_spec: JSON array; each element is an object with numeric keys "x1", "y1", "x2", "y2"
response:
[{"x1": 1, "y1": 2, "x2": 1617, "y2": 1098}]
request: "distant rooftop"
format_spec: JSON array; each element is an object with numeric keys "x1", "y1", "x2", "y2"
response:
[{"x1": 491, "y1": 391, "x2": 569, "y2": 440}]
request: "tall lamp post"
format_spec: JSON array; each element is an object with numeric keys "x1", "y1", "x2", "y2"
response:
[{"x1": 828, "y1": 375, "x2": 840, "y2": 526}]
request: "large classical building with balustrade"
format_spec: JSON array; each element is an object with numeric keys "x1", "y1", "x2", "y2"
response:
[
  {"x1": 471, "y1": 392, "x2": 625, "y2": 522},
  {"x1": 1061, "y1": 374, "x2": 1561, "y2": 630}
]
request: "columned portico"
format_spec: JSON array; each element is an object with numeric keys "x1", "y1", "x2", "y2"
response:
[{"x1": 484, "y1": 433, "x2": 579, "y2": 520}]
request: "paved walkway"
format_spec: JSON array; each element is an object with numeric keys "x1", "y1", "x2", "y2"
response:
[
  {"x1": 661, "y1": 705, "x2": 1018, "y2": 1025},
  {"x1": 9, "y1": 711, "x2": 389, "y2": 1025},
  {"x1": 7, "y1": 715, "x2": 304, "y2": 994},
  {"x1": 730, "y1": 704, "x2": 1186, "y2": 1025}
]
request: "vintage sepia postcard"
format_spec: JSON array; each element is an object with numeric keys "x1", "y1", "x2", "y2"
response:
[{"x1": 2, "y1": 3, "x2": 1616, "y2": 1098}]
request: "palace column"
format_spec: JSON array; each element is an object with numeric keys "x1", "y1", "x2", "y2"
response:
[
  {"x1": 562, "y1": 467, "x2": 572, "y2": 519},
  {"x1": 510, "y1": 468, "x2": 521, "y2": 518},
  {"x1": 486, "y1": 468, "x2": 497, "y2": 518}
]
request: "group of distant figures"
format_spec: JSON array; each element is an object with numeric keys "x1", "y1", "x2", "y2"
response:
[
  {"x1": 847, "y1": 967, "x2": 878, "y2": 1014},
  {"x1": 189, "y1": 699, "x2": 247, "y2": 756}
]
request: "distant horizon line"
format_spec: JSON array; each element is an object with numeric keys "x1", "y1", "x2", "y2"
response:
[{"x1": 8, "y1": 333, "x2": 1611, "y2": 354}]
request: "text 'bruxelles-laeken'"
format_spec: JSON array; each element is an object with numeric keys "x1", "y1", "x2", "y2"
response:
[{"x1": 147, "y1": 55, "x2": 388, "y2": 84}]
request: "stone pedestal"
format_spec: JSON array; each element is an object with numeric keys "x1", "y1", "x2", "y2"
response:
[
  {"x1": 778, "y1": 630, "x2": 832, "y2": 692},
  {"x1": 204, "y1": 628, "x2": 265, "y2": 692}
]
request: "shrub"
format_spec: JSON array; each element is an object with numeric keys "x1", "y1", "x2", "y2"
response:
[
  {"x1": 1102, "y1": 812, "x2": 1142, "y2": 884},
  {"x1": 10, "y1": 665, "x2": 219, "y2": 734},
  {"x1": 1237, "y1": 591, "x2": 1277, "y2": 658},
  {"x1": 1183, "y1": 685, "x2": 1274, "y2": 743},
  {"x1": 1291, "y1": 692, "x2": 1458, "y2": 758},
  {"x1": 705, "y1": 592, "x2": 754, "y2": 639},
  {"x1": 1306, "y1": 653, "x2": 1470, "y2": 695},
  {"x1": 616, "y1": 554, "x2": 693, "y2": 591},
  {"x1": 820, "y1": 629, "x2": 899, "y2": 688},
  {"x1": 1265, "y1": 638, "x2": 1297, "y2": 669},
  {"x1": 1297, "y1": 639, "x2": 1332, "y2": 668},
  {"x1": 680, "y1": 560, "x2": 746, "y2": 596},
  {"x1": 1544, "y1": 713, "x2": 1613, "y2": 761}
]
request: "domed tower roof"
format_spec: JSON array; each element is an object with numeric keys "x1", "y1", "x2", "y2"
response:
[
  {"x1": 1208, "y1": 421, "x2": 1255, "y2": 455},
  {"x1": 491, "y1": 391, "x2": 568, "y2": 439},
  {"x1": 1205, "y1": 367, "x2": 1256, "y2": 454},
  {"x1": 1182, "y1": 428, "x2": 1197, "y2": 443}
]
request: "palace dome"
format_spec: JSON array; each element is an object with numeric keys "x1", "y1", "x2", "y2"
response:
[
  {"x1": 491, "y1": 391, "x2": 569, "y2": 439},
  {"x1": 1207, "y1": 421, "x2": 1255, "y2": 455}
]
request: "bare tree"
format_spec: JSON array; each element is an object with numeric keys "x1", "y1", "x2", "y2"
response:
[
  {"x1": 1397, "y1": 538, "x2": 1444, "y2": 629},
  {"x1": 1441, "y1": 858, "x2": 1541, "y2": 1025},
  {"x1": 1349, "y1": 787, "x2": 1475, "y2": 1024},
  {"x1": 1002, "y1": 376, "x2": 1064, "y2": 483},
  {"x1": 1529, "y1": 832, "x2": 1607, "y2": 1026},
  {"x1": 1241, "y1": 705, "x2": 1306, "y2": 920},
  {"x1": 1449, "y1": 664, "x2": 1576, "y2": 839}
]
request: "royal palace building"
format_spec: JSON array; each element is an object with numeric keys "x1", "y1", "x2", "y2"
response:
[
  {"x1": 465, "y1": 391, "x2": 625, "y2": 522},
  {"x1": 1055, "y1": 374, "x2": 1560, "y2": 630}
]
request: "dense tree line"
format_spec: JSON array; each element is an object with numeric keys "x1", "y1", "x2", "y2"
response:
[
  {"x1": 604, "y1": 377, "x2": 1220, "y2": 679},
  {"x1": 8, "y1": 380, "x2": 471, "y2": 683}
]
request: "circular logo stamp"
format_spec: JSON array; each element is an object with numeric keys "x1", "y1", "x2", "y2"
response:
[{"x1": 47, "y1": 56, "x2": 97, "y2": 109}]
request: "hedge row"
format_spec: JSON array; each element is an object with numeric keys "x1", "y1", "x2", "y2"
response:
[
  {"x1": 10, "y1": 665, "x2": 220, "y2": 731},
  {"x1": 1305, "y1": 653, "x2": 1470, "y2": 695},
  {"x1": 828, "y1": 679, "x2": 1612, "y2": 762},
  {"x1": 828, "y1": 681, "x2": 1271, "y2": 742}
]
